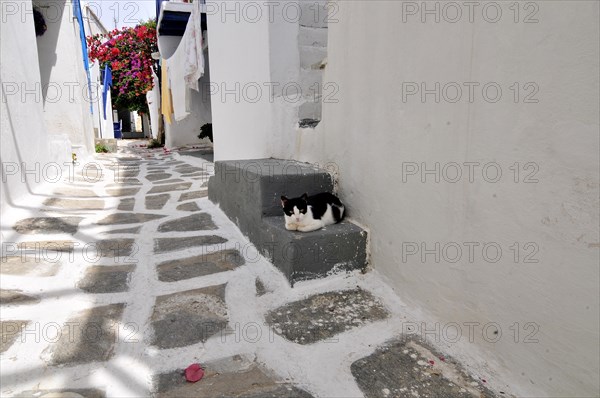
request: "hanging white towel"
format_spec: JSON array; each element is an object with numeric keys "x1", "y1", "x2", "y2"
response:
[
  {"x1": 183, "y1": 0, "x2": 204, "y2": 91},
  {"x1": 147, "y1": 67, "x2": 161, "y2": 139},
  {"x1": 165, "y1": 1, "x2": 204, "y2": 122},
  {"x1": 167, "y1": 43, "x2": 190, "y2": 122}
]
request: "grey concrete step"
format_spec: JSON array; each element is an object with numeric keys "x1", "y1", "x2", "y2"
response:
[
  {"x1": 209, "y1": 159, "x2": 333, "y2": 221},
  {"x1": 260, "y1": 216, "x2": 367, "y2": 284},
  {"x1": 208, "y1": 159, "x2": 368, "y2": 284}
]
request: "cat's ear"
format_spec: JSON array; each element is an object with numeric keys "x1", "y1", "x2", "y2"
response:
[
  {"x1": 280, "y1": 196, "x2": 288, "y2": 207},
  {"x1": 301, "y1": 193, "x2": 309, "y2": 201}
]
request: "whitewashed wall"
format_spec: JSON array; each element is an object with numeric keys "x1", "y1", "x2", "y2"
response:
[
  {"x1": 300, "y1": 2, "x2": 599, "y2": 396},
  {"x1": 208, "y1": 0, "x2": 328, "y2": 160},
  {"x1": 84, "y1": 6, "x2": 113, "y2": 140},
  {"x1": 1, "y1": 0, "x2": 72, "y2": 216},
  {"x1": 207, "y1": 1, "x2": 273, "y2": 160},
  {"x1": 89, "y1": 60, "x2": 114, "y2": 139},
  {"x1": 34, "y1": 0, "x2": 95, "y2": 155},
  {"x1": 207, "y1": 0, "x2": 599, "y2": 396}
]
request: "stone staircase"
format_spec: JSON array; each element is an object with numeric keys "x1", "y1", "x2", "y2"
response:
[{"x1": 208, "y1": 159, "x2": 368, "y2": 285}]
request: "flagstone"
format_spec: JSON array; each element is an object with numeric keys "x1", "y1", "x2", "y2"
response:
[
  {"x1": 1, "y1": 256, "x2": 61, "y2": 276},
  {"x1": 97, "y1": 213, "x2": 165, "y2": 225},
  {"x1": 146, "y1": 173, "x2": 172, "y2": 182},
  {"x1": 53, "y1": 188, "x2": 99, "y2": 198},
  {"x1": 0, "y1": 320, "x2": 28, "y2": 353},
  {"x1": 42, "y1": 303, "x2": 125, "y2": 365},
  {"x1": 351, "y1": 338, "x2": 496, "y2": 398},
  {"x1": 178, "y1": 190, "x2": 207, "y2": 202},
  {"x1": 146, "y1": 194, "x2": 170, "y2": 210},
  {"x1": 13, "y1": 217, "x2": 82, "y2": 235},
  {"x1": 150, "y1": 284, "x2": 228, "y2": 349},
  {"x1": 106, "y1": 187, "x2": 140, "y2": 197},
  {"x1": 157, "y1": 249, "x2": 243, "y2": 281},
  {"x1": 43, "y1": 198, "x2": 105, "y2": 210},
  {"x1": 153, "y1": 235, "x2": 227, "y2": 254},
  {"x1": 175, "y1": 202, "x2": 200, "y2": 212},
  {"x1": 148, "y1": 182, "x2": 192, "y2": 194},
  {"x1": 17, "y1": 240, "x2": 76, "y2": 252},
  {"x1": 0, "y1": 289, "x2": 40, "y2": 305},
  {"x1": 94, "y1": 239, "x2": 136, "y2": 258},
  {"x1": 103, "y1": 226, "x2": 142, "y2": 235},
  {"x1": 265, "y1": 288, "x2": 388, "y2": 344},
  {"x1": 157, "y1": 213, "x2": 216, "y2": 232},
  {"x1": 13, "y1": 389, "x2": 105, "y2": 398},
  {"x1": 77, "y1": 265, "x2": 135, "y2": 293},
  {"x1": 153, "y1": 356, "x2": 314, "y2": 398},
  {"x1": 118, "y1": 198, "x2": 135, "y2": 211},
  {"x1": 153, "y1": 179, "x2": 184, "y2": 185}
]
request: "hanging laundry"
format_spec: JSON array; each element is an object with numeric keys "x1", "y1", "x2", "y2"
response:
[
  {"x1": 163, "y1": 1, "x2": 206, "y2": 122},
  {"x1": 147, "y1": 66, "x2": 161, "y2": 139},
  {"x1": 183, "y1": 0, "x2": 205, "y2": 91},
  {"x1": 167, "y1": 43, "x2": 191, "y2": 122},
  {"x1": 160, "y1": 59, "x2": 174, "y2": 124},
  {"x1": 102, "y1": 64, "x2": 112, "y2": 120}
]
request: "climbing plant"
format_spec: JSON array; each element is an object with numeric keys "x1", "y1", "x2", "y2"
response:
[{"x1": 87, "y1": 20, "x2": 157, "y2": 113}]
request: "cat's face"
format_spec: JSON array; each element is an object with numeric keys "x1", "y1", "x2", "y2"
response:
[{"x1": 281, "y1": 194, "x2": 308, "y2": 224}]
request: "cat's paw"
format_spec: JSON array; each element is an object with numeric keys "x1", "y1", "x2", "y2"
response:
[
  {"x1": 298, "y1": 224, "x2": 321, "y2": 232},
  {"x1": 285, "y1": 223, "x2": 298, "y2": 231}
]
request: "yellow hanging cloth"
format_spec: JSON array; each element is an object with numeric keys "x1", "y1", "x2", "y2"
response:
[{"x1": 161, "y1": 59, "x2": 174, "y2": 124}]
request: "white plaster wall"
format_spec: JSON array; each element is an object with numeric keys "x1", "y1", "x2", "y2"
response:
[
  {"x1": 204, "y1": 0, "x2": 598, "y2": 394},
  {"x1": 147, "y1": 89, "x2": 160, "y2": 140},
  {"x1": 1, "y1": 0, "x2": 72, "y2": 216},
  {"x1": 267, "y1": 0, "x2": 301, "y2": 161},
  {"x1": 83, "y1": 2, "x2": 107, "y2": 36},
  {"x1": 85, "y1": 3, "x2": 112, "y2": 141},
  {"x1": 208, "y1": 0, "x2": 328, "y2": 161},
  {"x1": 34, "y1": 0, "x2": 95, "y2": 155},
  {"x1": 293, "y1": 2, "x2": 598, "y2": 396},
  {"x1": 249, "y1": 0, "x2": 329, "y2": 162},
  {"x1": 206, "y1": 1, "x2": 272, "y2": 160},
  {"x1": 88, "y1": 60, "x2": 113, "y2": 139}
]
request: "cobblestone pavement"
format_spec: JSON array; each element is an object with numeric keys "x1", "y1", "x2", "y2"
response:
[{"x1": 0, "y1": 141, "x2": 501, "y2": 397}]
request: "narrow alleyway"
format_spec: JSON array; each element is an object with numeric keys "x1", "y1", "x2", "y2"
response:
[{"x1": 1, "y1": 141, "x2": 497, "y2": 397}]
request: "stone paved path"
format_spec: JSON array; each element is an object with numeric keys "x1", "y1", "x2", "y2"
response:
[{"x1": 0, "y1": 141, "x2": 502, "y2": 397}]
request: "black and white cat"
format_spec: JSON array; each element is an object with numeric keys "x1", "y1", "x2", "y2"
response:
[{"x1": 281, "y1": 192, "x2": 345, "y2": 232}]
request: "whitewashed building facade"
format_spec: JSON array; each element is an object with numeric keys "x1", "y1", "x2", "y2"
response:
[
  {"x1": 204, "y1": 1, "x2": 600, "y2": 396},
  {"x1": 1, "y1": 0, "x2": 97, "y2": 215}
]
